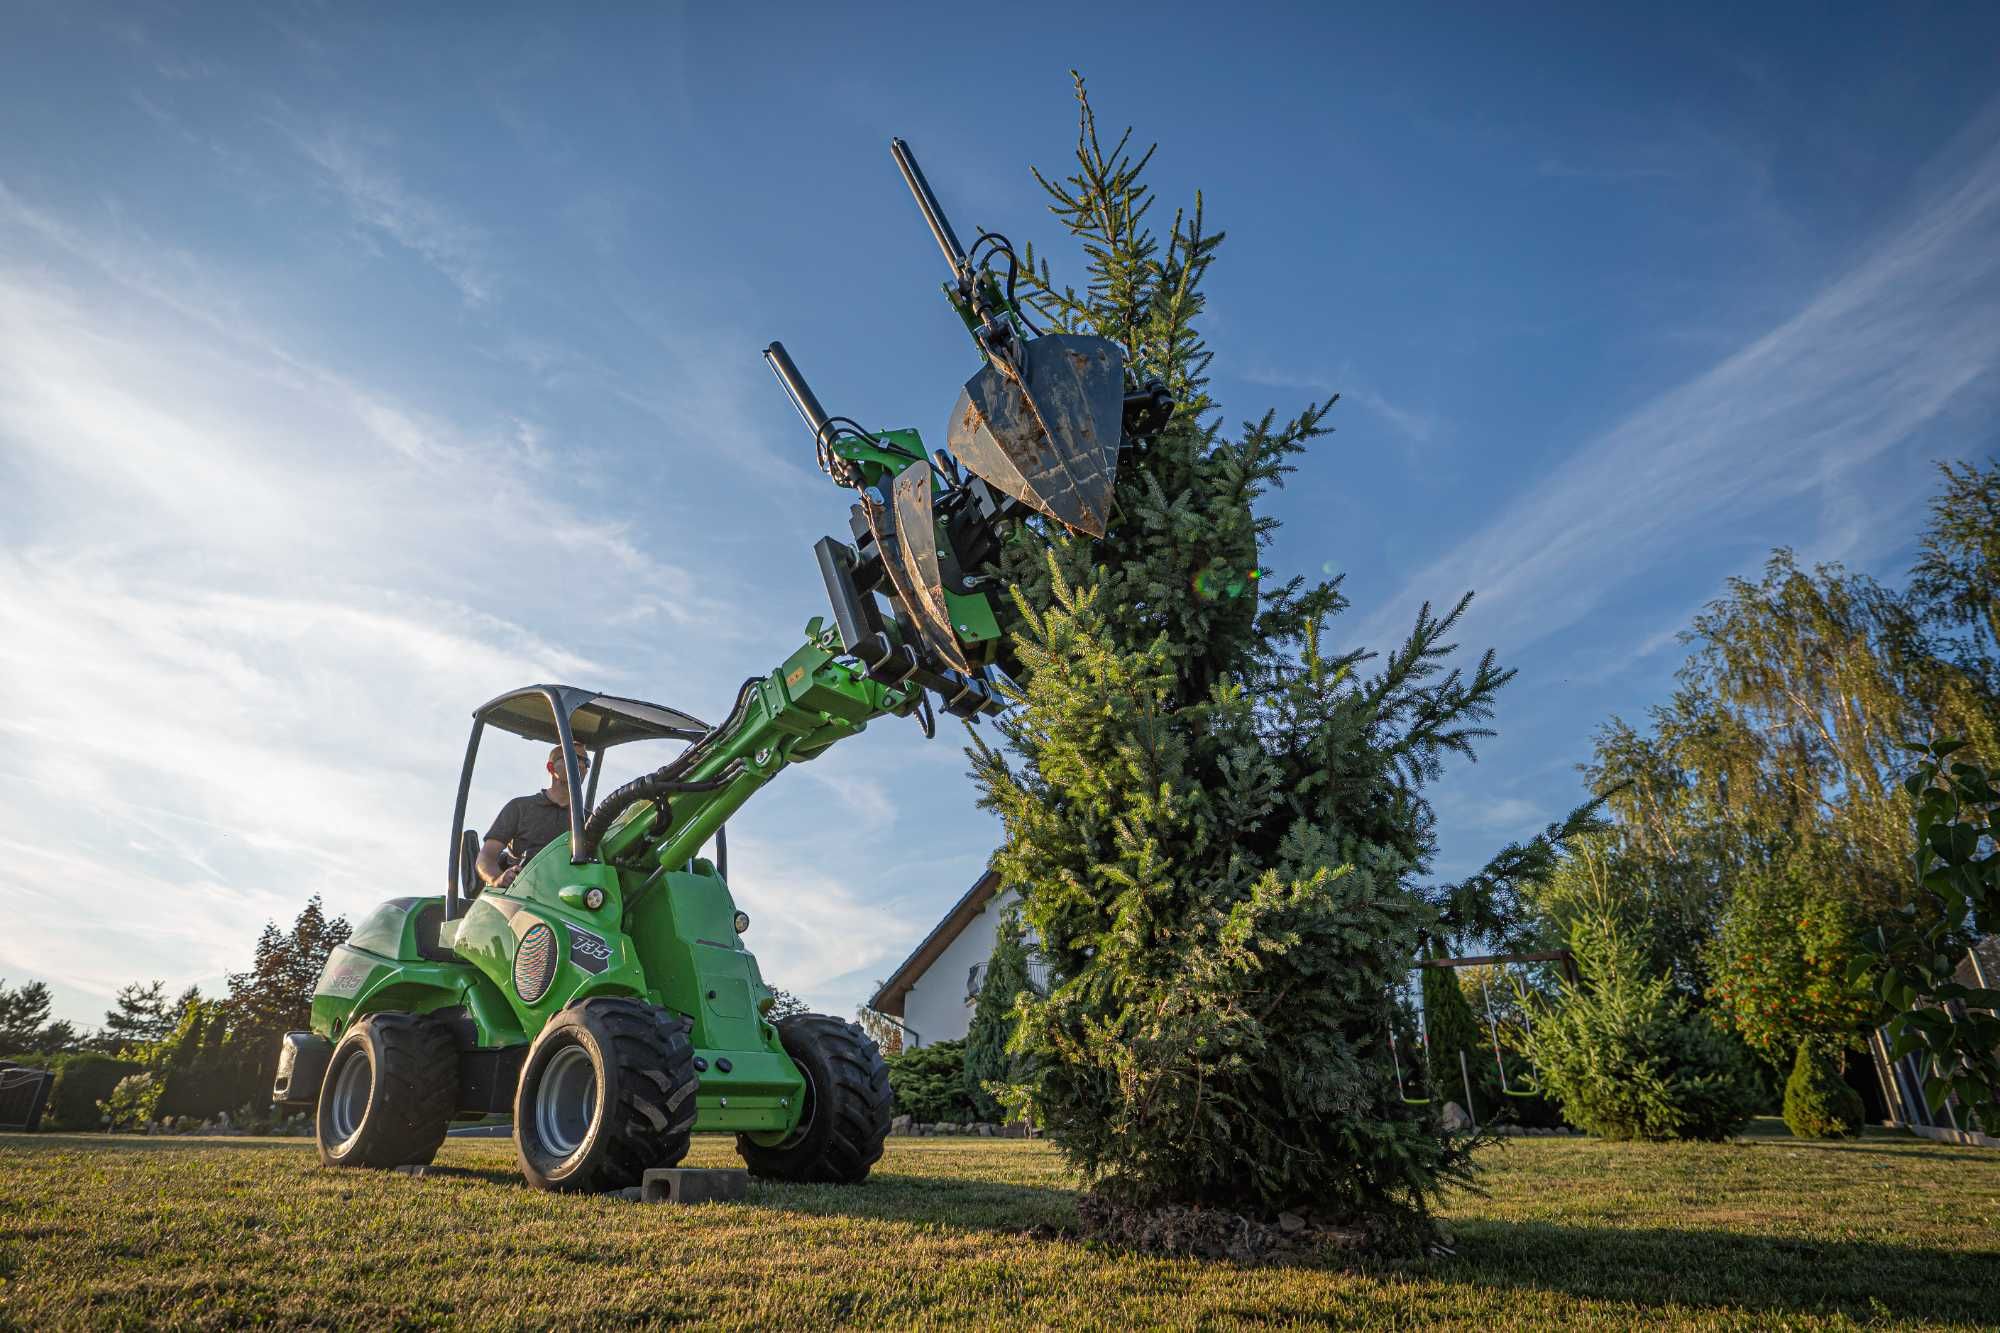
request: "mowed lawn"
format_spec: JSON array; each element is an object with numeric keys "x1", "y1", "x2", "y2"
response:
[{"x1": 1, "y1": 1122, "x2": 1996, "y2": 1329}]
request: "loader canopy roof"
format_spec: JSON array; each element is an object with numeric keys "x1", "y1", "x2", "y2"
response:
[{"x1": 474, "y1": 685, "x2": 710, "y2": 749}]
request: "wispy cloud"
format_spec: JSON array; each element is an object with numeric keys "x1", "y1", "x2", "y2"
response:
[
  {"x1": 0, "y1": 200, "x2": 752, "y2": 1016},
  {"x1": 1241, "y1": 363, "x2": 1440, "y2": 447},
  {"x1": 288, "y1": 126, "x2": 497, "y2": 306},
  {"x1": 1355, "y1": 105, "x2": 2000, "y2": 656}
]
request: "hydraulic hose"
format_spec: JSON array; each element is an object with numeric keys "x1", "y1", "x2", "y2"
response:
[
  {"x1": 575, "y1": 762, "x2": 745, "y2": 863},
  {"x1": 575, "y1": 673, "x2": 766, "y2": 863}
]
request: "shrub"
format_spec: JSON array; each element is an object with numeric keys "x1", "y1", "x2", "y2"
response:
[
  {"x1": 100, "y1": 1073, "x2": 164, "y2": 1132},
  {"x1": 885, "y1": 1039, "x2": 977, "y2": 1123},
  {"x1": 47, "y1": 1054, "x2": 144, "y2": 1130},
  {"x1": 1524, "y1": 913, "x2": 1759, "y2": 1141},
  {"x1": 1783, "y1": 1040, "x2": 1865, "y2": 1139},
  {"x1": 1710, "y1": 849, "x2": 1874, "y2": 1061}
]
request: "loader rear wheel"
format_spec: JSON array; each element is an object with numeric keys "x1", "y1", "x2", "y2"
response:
[
  {"x1": 513, "y1": 997, "x2": 699, "y2": 1193},
  {"x1": 316, "y1": 1012, "x2": 458, "y2": 1170},
  {"x1": 737, "y1": 1014, "x2": 891, "y2": 1184}
]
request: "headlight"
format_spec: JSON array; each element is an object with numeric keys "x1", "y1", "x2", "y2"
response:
[
  {"x1": 733, "y1": 910, "x2": 751, "y2": 935},
  {"x1": 583, "y1": 887, "x2": 605, "y2": 910}
]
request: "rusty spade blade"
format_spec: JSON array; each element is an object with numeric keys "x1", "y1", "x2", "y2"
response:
[
  {"x1": 862, "y1": 469, "x2": 975, "y2": 676},
  {"x1": 947, "y1": 333, "x2": 1125, "y2": 538}
]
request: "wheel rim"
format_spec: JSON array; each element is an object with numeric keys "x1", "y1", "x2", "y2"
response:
[
  {"x1": 328, "y1": 1051, "x2": 372, "y2": 1144},
  {"x1": 534, "y1": 1045, "x2": 598, "y2": 1158}
]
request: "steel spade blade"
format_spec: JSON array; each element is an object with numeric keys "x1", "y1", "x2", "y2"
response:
[
  {"x1": 862, "y1": 469, "x2": 975, "y2": 676},
  {"x1": 948, "y1": 333, "x2": 1125, "y2": 538}
]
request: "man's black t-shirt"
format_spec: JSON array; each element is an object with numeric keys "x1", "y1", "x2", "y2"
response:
[{"x1": 485, "y1": 792, "x2": 571, "y2": 870}]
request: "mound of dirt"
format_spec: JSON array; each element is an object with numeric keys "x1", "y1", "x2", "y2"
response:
[{"x1": 1073, "y1": 1192, "x2": 1437, "y2": 1264}]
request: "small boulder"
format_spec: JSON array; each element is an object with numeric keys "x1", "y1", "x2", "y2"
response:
[
  {"x1": 1439, "y1": 1102, "x2": 1473, "y2": 1133},
  {"x1": 890, "y1": 1114, "x2": 912, "y2": 1135}
]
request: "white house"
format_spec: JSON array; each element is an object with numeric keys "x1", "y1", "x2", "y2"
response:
[{"x1": 867, "y1": 868, "x2": 1016, "y2": 1047}]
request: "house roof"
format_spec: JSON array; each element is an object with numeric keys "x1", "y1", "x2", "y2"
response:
[{"x1": 867, "y1": 867, "x2": 1002, "y2": 1018}]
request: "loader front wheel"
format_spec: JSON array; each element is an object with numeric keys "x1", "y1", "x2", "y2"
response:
[
  {"x1": 316, "y1": 1012, "x2": 458, "y2": 1169},
  {"x1": 738, "y1": 1014, "x2": 891, "y2": 1184},
  {"x1": 513, "y1": 997, "x2": 699, "y2": 1193}
]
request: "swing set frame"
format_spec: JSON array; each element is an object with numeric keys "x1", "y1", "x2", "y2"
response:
[{"x1": 1390, "y1": 949, "x2": 1577, "y2": 1116}]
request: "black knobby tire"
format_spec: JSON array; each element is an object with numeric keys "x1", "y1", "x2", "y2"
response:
[
  {"x1": 737, "y1": 1014, "x2": 892, "y2": 1184},
  {"x1": 513, "y1": 997, "x2": 699, "y2": 1193},
  {"x1": 316, "y1": 1012, "x2": 458, "y2": 1169}
]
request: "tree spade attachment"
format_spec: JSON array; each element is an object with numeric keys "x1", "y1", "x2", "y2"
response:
[{"x1": 892, "y1": 136, "x2": 1130, "y2": 539}]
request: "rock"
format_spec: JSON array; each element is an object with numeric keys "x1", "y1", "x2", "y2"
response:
[
  {"x1": 890, "y1": 1114, "x2": 912, "y2": 1135},
  {"x1": 1278, "y1": 1212, "x2": 1305, "y2": 1234},
  {"x1": 394, "y1": 1165, "x2": 429, "y2": 1177},
  {"x1": 610, "y1": 1186, "x2": 644, "y2": 1202},
  {"x1": 1439, "y1": 1102, "x2": 1473, "y2": 1133},
  {"x1": 979, "y1": 1124, "x2": 995, "y2": 1137}
]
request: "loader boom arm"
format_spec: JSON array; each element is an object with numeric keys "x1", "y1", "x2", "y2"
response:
[{"x1": 590, "y1": 622, "x2": 918, "y2": 902}]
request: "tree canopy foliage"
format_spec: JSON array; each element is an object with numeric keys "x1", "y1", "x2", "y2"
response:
[
  {"x1": 101, "y1": 980, "x2": 175, "y2": 1051},
  {"x1": 1, "y1": 897, "x2": 352, "y2": 1131},
  {"x1": 1525, "y1": 461, "x2": 2000, "y2": 1070},
  {"x1": 0, "y1": 979, "x2": 77, "y2": 1057}
]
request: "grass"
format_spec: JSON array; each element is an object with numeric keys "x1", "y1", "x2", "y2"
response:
[{"x1": 0, "y1": 1120, "x2": 1995, "y2": 1329}]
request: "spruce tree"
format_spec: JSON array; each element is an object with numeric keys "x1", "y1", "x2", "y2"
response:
[
  {"x1": 0, "y1": 979, "x2": 78, "y2": 1056},
  {"x1": 963, "y1": 909, "x2": 1036, "y2": 1120},
  {"x1": 968, "y1": 80, "x2": 1596, "y2": 1247},
  {"x1": 1521, "y1": 904, "x2": 1759, "y2": 1141},
  {"x1": 100, "y1": 980, "x2": 173, "y2": 1051}
]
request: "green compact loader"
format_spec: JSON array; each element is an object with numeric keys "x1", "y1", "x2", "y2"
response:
[{"x1": 271, "y1": 138, "x2": 1172, "y2": 1192}]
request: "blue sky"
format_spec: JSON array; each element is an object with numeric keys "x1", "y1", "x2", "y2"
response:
[{"x1": 4, "y1": 4, "x2": 1998, "y2": 1029}]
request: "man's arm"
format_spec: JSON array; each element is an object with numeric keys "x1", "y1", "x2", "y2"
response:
[
  {"x1": 475, "y1": 837, "x2": 518, "y2": 888},
  {"x1": 479, "y1": 799, "x2": 522, "y2": 888}
]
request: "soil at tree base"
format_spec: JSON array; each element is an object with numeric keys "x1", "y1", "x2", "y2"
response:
[{"x1": 1071, "y1": 1189, "x2": 1438, "y2": 1263}]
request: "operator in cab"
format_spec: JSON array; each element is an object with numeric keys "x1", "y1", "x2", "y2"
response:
[{"x1": 477, "y1": 744, "x2": 589, "y2": 890}]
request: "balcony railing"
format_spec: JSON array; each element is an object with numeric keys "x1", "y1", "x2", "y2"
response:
[{"x1": 966, "y1": 954, "x2": 1050, "y2": 1004}]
